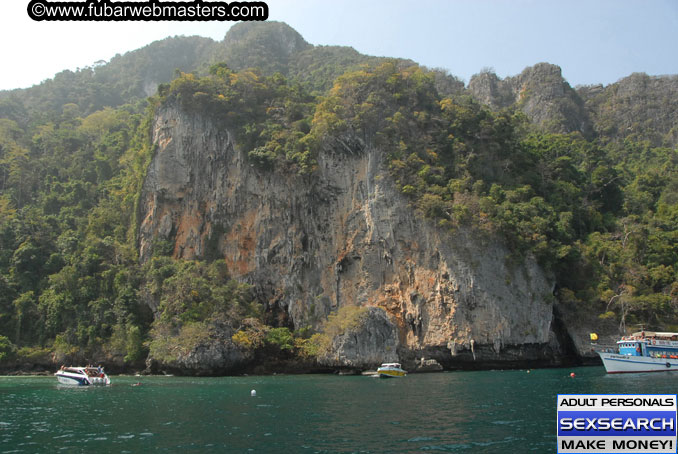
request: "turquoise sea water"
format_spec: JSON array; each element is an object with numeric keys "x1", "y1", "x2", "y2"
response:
[{"x1": 1, "y1": 367, "x2": 676, "y2": 453}]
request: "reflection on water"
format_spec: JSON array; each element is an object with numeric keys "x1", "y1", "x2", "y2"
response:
[{"x1": 1, "y1": 367, "x2": 676, "y2": 453}]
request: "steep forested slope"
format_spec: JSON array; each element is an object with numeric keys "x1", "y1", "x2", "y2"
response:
[{"x1": 0, "y1": 22, "x2": 676, "y2": 373}]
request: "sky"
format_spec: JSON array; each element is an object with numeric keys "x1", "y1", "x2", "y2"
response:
[{"x1": 1, "y1": 0, "x2": 677, "y2": 91}]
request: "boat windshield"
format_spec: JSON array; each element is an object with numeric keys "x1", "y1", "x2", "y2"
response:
[
  {"x1": 60, "y1": 367, "x2": 104, "y2": 376},
  {"x1": 85, "y1": 368, "x2": 103, "y2": 376}
]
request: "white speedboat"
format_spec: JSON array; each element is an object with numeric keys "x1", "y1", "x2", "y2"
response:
[
  {"x1": 55, "y1": 366, "x2": 111, "y2": 386},
  {"x1": 377, "y1": 363, "x2": 407, "y2": 378},
  {"x1": 597, "y1": 331, "x2": 678, "y2": 374}
]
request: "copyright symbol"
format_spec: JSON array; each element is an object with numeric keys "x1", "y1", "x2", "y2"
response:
[{"x1": 28, "y1": 0, "x2": 46, "y2": 21}]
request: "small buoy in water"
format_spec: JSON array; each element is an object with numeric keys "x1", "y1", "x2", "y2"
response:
[
  {"x1": 251, "y1": 389, "x2": 257, "y2": 397},
  {"x1": 526, "y1": 370, "x2": 531, "y2": 374},
  {"x1": 570, "y1": 372, "x2": 576, "y2": 378}
]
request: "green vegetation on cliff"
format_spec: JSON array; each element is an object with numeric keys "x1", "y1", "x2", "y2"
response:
[
  {"x1": 0, "y1": 23, "x2": 677, "y2": 371},
  {"x1": 309, "y1": 62, "x2": 678, "y2": 330}
]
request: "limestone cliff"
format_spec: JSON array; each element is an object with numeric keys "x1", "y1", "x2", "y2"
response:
[
  {"x1": 317, "y1": 307, "x2": 400, "y2": 369},
  {"x1": 577, "y1": 72, "x2": 678, "y2": 146},
  {"x1": 139, "y1": 101, "x2": 569, "y2": 370},
  {"x1": 145, "y1": 318, "x2": 252, "y2": 376},
  {"x1": 468, "y1": 63, "x2": 591, "y2": 135}
]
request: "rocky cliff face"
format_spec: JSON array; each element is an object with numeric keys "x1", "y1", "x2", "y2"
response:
[
  {"x1": 317, "y1": 307, "x2": 400, "y2": 369},
  {"x1": 577, "y1": 72, "x2": 678, "y2": 146},
  {"x1": 469, "y1": 63, "x2": 591, "y2": 135},
  {"x1": 139, "y1": 102, "x2": 570, "y2": 370},
  {"x1": 145, "y1": 318, "x2": 252, "y2": 375},
  {"x1": 468, "y1": 64, "x2": 678, "y2": 146}
]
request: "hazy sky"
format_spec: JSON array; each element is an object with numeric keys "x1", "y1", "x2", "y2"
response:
[{"x1": 1, "y1": 0, "x2": 677, "y2": 91}]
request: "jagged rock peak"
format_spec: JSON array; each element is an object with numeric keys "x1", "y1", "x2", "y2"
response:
[
  {"x1": 517, "y1": 62, "x2": 565, "y2": 81},
  {"x1": 468, "y1": 62, "x2": 591, "y2": 135},
  {"x1": 577, "y1": 72, "x2": 678, "y2": 146},
  {"x1": 223, "y1": 21, "x2": 312, "y2": 57},
  {"x1": 467, "y1": 70, "x2": 514, "y2": 109}
]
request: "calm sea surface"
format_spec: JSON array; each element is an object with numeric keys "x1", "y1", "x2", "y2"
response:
[{"x1": 1, "y1": 367, "x2": 676, "y2": 453}]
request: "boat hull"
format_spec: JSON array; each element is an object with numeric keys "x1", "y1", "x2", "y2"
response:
[
  {"x1": 56, "y1": 373, "x2": 90, "y2": 386},
  {"x1": 377, "y1": 369, "x2": 406, "y2": 378},
  {"x1": 598, "y1": 352, "x2": 678, "y2": 374},
  {"x1": 55, "y1": 371, "x2": 110, "y2": 386}
]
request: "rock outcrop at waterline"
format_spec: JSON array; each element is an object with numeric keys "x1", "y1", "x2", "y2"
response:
[
  {"x1": 144, "y1": 318, "x2": 253, "y2": 376},
  {"x1": 317, "y1": 307, "x2": 400, "y2": 369},
  {"x1": 138, "y1": 102, "x2": 569, "y2": 372}
]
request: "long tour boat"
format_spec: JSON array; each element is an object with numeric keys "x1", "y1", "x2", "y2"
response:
[
  {"x1": 597, "y1": 331, "x2": 678, "y2": 374},
  {"x1": 55, "y1": 366, "x2": 111, "y2": 386}
]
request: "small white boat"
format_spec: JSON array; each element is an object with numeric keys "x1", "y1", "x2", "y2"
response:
[
  {"x1": 55, "y1": 366, "x2": 111, "y2": 386},
  {"x1": 597, "y1": 331, "x2": 678, "y2": 374},
  {"x1": 377, "y1": 363, "x2": 407, "y2": 378}
]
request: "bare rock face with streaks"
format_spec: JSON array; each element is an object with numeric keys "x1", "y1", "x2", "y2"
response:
[{"x1": 139, "y1": 102, "x2": 566, "y2": 371}]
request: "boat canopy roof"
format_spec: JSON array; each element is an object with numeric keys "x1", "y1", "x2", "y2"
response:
[{"x1": 631, "y1": 331, "x2": 678, "y2": 339}]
